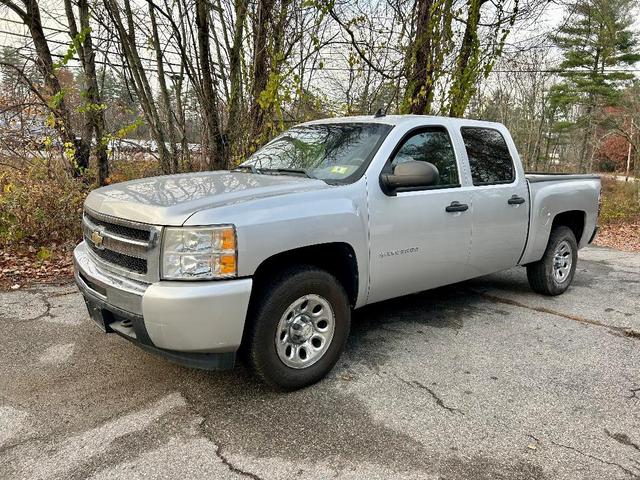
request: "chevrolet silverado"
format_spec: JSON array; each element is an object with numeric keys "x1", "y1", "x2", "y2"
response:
[{"x1": 74, "y1": 115, "x2": 601, "y2": 389}]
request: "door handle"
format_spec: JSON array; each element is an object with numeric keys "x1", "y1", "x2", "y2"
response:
[
  {"x1": 445, "y1": 201, "x2": 469, "y2": 213},
  {"x1": 508, "y1": 195, "x2": 526, "y2": 205}
]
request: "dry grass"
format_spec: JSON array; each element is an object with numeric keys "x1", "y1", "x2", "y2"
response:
[{"x1": 595, "y1": 178, "x2": 640, "y2": 252}]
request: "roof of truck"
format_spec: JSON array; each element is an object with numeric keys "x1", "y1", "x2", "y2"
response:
[{"x1": 302, "y1": 114, "x2": 505, "y2": 129}]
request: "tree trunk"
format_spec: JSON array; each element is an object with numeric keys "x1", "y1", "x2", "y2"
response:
[
  {"x1": 64, "y1": 0, "x2": 110, "y2": 184},
  {"x1": 149, "y1": 2, "x2": 179, "y2": 173},
  {"x1": 79, "y1": 0, "x2": 109, "y2": 183},
  {"x1": 195, "y1": 0, "x2": 226, "y2": 169},
  {"x1": 104, "y1": 0, "x2": 173, "y2": 173},
  {"x1": 226, "y1": 0, "x2": 249, "y2": 157},
  {"x1": 250, "y1": 0, "x2": 276, "y2": 142},
  {"x1": 447, "y1": 0, "x2": 486, "y2": 117},
  {"x1": 172, "y1": 72, "x2": 190, "y2": 171},
  {"x1": 577, "y1": 105, "x2": 593, "y2": 172},
  {"x1": 402, "y1": 0, "x2": 435, "y2": 114},
  {"x1": 401, "y1": 0, "x2": 453, "y2": 115},
  {"x1": 2, "y1": 0, "x2": 86, "y2": 175}
]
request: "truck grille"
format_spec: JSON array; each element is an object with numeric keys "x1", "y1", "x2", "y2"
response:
[
  {"x1": 88, "y1": 247, "x2": 148, "y2": 274},
  {"x1": 83, "y1": 210, "x2": 160, "y2": 280},
  {"x1": 85, "y1": 212, "x2": 150, "y2": 241}
]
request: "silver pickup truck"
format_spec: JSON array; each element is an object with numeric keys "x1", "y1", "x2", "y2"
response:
[{"x1": 74, "y1": 115, "x2": 601, "y2": 389}]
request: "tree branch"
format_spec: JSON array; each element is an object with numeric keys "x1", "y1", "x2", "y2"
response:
[{"x1": 328, "y1": 9, "x2": 402, "y2": 80}]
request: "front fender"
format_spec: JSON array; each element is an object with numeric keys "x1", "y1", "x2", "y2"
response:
[{"x1": 184, "y1": 182, "x2": 370, "y2": 307}]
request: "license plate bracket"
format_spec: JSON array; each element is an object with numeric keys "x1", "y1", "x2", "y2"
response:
[{"x1": 84, "y1": 299, "x2": 107, "y2": 332}]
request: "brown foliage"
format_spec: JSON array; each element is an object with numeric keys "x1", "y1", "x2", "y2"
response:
[
  {"x1": 593, "y1": 177, "x2": 640, "y2": 252},
  {"x1": 596, "y1": 135, "x2": 631, "y2": 171},
  {"x1": 104, "y1": 158, "x2": 160, "y2": 185},
  {"x1": 0, "y1": 158, "x2": 158, "y2": 247},
  {"x1": 0, "y1": 249, "x2": 74, "y2": 290},
  {"x1": 599, "y1": 177, "x2": 640, "y2": 225},
  {"x1": 0, "y1": 158, "x2": 163, "y2": 289},
  {"x1": 0, "y1": 161, "x2": 87, "y2": 249},
  {"x1": 594, "y1": 223, "x2": 640, "y2": 252}
]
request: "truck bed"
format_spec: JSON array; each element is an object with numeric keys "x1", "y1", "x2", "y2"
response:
[{"x1": 519, "y1": 173, "x2": 601, "y2": 266}]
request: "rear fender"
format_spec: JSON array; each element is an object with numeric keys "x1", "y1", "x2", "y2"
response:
[{"x1": 519, "y1": 178, "x2": 599, "y2": 265}]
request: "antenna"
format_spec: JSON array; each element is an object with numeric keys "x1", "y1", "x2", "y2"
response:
[{"x1": 373, "y1": 108, "x2": 385, "y2": 118}]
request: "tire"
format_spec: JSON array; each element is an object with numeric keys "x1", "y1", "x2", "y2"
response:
[
  {"x1": 244, "y1": 265, "x2": 351, "y2": 390},
  {"x1": 526, "y1": 226, "x2": 578, "y2": 296}
]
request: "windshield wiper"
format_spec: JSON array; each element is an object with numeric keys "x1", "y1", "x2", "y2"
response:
[
  {"x1": 270, "y1": 168, "x2": 316, "y2": 179},
  {"x1": 232, "y1": 164, "x2": 258, "y2": 174},
  {"x1": 233, "y1": 165, "x2": 316, "y2": 180}
]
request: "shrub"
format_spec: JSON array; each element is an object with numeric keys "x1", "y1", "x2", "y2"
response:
[
  {"x1": 106, "y1": 156, "x2": 160, "y2": 184},
  {"x1": 0, "y1": 157, "x2": 164, "y2": 252},
  {"x1": 599, "y1": 177, "x2": 640, "y2": 225},
  {"x1": 0, "y1": 161, "x2": 88, "y2": 250}
]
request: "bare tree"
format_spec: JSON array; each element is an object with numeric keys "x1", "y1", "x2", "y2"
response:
[
  {"x1": 64, "y1": 0, "x2": 110, "y2": 184},
  {"x1": 102, "y1": 0, "x2": 176, "y2": 173},
  {"x1": 195, "y1": 0, "x2": 226, "y2": 169},
  {"x1": 1, "y1": 0, "x2": 89, "y2": 174}
]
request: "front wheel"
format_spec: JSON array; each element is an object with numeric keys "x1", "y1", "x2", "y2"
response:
[
  {"x1": 526, "y1": 226, "x2": 578, "y2": 296},
  {"x1": 244, "y1": 266, "x2": 351, "y2": 390}
]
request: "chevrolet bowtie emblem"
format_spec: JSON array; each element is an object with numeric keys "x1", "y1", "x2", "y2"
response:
[{"x1": 91, "y1": 230, "x2": 105, "y2": 249}]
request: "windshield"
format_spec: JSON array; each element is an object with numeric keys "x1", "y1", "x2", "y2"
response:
[{"x1": 239, "y1": 123, "x2": 392, "y2": 183}]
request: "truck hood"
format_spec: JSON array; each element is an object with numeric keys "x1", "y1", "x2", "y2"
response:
[{"x1": 84, "y1": 171, "x2": 330, "y2": 225}]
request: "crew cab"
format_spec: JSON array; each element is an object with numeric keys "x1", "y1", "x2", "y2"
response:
[{"x1": 74, "y1": 115, "x2": 601, "y2": 389}]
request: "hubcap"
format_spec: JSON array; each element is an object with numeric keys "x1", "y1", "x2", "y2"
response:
[
  {"x1": 275, "y1": 294, "x2": 335, "y2": 369},
  {"x1": 552, "y1": 240, "x2": 572, "y2": 283}
]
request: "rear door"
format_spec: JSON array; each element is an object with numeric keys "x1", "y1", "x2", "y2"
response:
[
  {"x1": 459, "y1": 126, "x2": 529, "y2": 277},
  {"x1": 367, "y1": 126, "x2": 472, "y2": 304}
]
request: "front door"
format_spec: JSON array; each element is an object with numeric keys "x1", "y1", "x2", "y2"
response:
[
  {"x1": 459, "y1": 126, "x2": 529, "y2": 277},
  {"x1": 367, "y1": 126, "x2": 473, "y2": 304}
]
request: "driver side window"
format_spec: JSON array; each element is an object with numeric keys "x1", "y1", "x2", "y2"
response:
[{"x1": 391, "y1": 128, "x2": 460, "y2": 188}]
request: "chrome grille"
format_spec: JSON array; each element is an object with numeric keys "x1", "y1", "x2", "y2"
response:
[
  {"x1": 88, "y1": 247, "x2": 148, "y2": 274},
  {"x1": 84, "y1": 212, "x2": 150, "y2": 241},
  {"x1": 82, "y1": 209, "x2": 161, "y2": 282}
]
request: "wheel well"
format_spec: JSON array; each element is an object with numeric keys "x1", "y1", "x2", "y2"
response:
[
  {"x1": 552, "y1": 210, "x2": 586, "y2": 244},
  {"x1": 251, "y1": 243, "x2": 359, "y2": 307}
]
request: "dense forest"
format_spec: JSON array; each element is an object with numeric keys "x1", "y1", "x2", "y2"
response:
[{"x1": 0, "y1": 0, "x2": 639, "y2": 280}]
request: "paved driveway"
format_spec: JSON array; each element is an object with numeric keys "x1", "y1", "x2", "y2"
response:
[{"x1": 1, "y1": 246, "x2": 639, "y2": 480}]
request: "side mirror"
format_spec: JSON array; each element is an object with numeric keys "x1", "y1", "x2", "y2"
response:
[{"x1": 380, "y1": 161, "x2": 440, "y2": 195}]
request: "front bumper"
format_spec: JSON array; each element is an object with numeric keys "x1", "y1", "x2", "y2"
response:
[{"x1": 74, "y1": 241, "x2": 252, "y2": 369}]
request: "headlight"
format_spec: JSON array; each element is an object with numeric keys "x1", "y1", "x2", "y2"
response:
[{"x1": 161, "y1": 226, "x2": 237, "y2": 280}]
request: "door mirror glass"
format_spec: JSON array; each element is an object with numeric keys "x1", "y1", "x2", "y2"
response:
[{"x1": 380, "y1": 160, "x2": 440, "y2": 193}]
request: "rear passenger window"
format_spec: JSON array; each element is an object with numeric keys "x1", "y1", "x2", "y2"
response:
[
  {"x1": 461, "y1": 127, "x2": 515, "y2": 185},
  {"x1": 391, "y1": 128, "x2": 459, "y2": 188}
]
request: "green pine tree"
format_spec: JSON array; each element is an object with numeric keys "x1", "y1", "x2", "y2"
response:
[{"x1": 549, "y1": 0, "x2": 640, "y2": 171}]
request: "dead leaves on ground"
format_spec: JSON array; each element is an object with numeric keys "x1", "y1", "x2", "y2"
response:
[
  {"x1": 0, "y1": 248, "x2": 74, "y2": 290},
  {"x1": 594, "y1": 223, "x2": 640, "y2": 252}
]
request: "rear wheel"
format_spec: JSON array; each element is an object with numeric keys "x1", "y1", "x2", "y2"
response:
[
  {"x1": 244, "y1": 265, "x2": 350, "y2": 390},
  {"x1": 526, "y1": 226, "x2": 578, "y2": 296}
]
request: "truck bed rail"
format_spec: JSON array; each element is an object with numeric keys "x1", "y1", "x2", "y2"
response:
[{"x1": 526, "y1": 173, "x2": 601, "y2": 183}]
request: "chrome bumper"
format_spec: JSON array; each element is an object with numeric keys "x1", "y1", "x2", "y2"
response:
[{"x1": 74, "y1": 241, "x2": 253, "y2": 362}]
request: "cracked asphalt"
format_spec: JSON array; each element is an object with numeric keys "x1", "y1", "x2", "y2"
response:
[{"x1": 1, "y1": 246, "x2": 639, "y2": 480}]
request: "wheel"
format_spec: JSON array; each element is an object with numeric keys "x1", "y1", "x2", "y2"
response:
[
  {"x1": 244, "y1": 265, "x2": 351, "y2": 390},
  {"x1": 526, "y1": 226, "x2": 578, "y2": 296}
]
